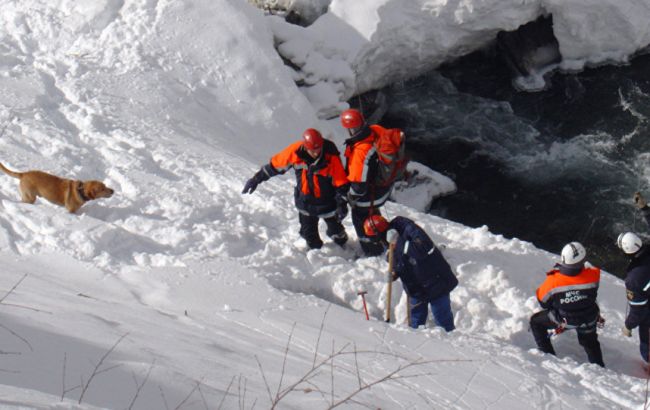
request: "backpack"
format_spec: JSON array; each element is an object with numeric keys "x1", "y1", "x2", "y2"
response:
[{"x1": 369, "y1": 124, "x2": 409, "y2": 187}]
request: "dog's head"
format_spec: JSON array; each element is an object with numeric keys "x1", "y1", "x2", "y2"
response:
[{"x1": 82, "y1": 181, "x2": 114, "y2": 200}]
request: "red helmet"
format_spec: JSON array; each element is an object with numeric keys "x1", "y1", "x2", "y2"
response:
[
  {"x1": 340, "y1": 109, "x2": 364, "y2": 129},
  {"x1": 363, "y1": 215, "x2": 389, "y2": 237},
  {"x1": 302, "y1": 128, "x2": 324, "y2": 150}
]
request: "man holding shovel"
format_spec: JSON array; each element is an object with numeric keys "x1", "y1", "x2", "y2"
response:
[{"x1": 363, "y1": 215, "x2": 458, "y2": 331}]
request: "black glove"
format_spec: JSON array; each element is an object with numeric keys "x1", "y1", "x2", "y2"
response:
[
  {"x1": 334, "y1": 190, "x2": 348, "y2": 221},
  {"x1": 242, "y1": 169, "x2": 269, "y2": 194},
  {"x1": 336, "y1": 201, "x2": 348, "y2": 221},
  {"x1": 242, "y1": 177, "x2": 259, "y2": 194}
]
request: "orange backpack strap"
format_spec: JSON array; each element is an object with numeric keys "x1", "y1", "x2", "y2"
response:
[{"x1": 369, "y1": 125, "x2": 408, "y2": 186}]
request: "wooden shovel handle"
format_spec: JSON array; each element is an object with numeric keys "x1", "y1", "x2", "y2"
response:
[{"x1": 385, "y1": 243, "x2": 395, "y2": 323}]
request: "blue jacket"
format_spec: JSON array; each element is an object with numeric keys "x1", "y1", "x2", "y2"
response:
[
  {"x1": 389, "y1": 216, "x2": 458, "y2": 302},
  {"x1": 625, "y1": 207, "x2": 650, "y2": 330},
  {"x1": 624, "y1": 247, "x2": 650, "y2": 329}
]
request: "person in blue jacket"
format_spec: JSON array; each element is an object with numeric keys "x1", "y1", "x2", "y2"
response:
[
  {"x1": 620, "y1": 192, "x2": 650, "y2": 361},
  {"x1": 363, "y1": 214, "x2": 458, "y2": 331}
]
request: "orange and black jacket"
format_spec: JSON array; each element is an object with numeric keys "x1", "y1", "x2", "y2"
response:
[
  {"x1": 261, "y1": 139, "x2": 349, "y2": 218},
  {"x1": 536, "y1": 264, "x2": 600, "y2": 327},
  {"x1": 343, "y1": 125, "x2": 391, "y2": 208}
]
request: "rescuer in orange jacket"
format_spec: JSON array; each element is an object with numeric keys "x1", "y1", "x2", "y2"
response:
[
  {"x1": 242, "y1": 129, "x2": 350, "y2": 250},
  {"x1": 530, "y1": 242, "x2": 604, "y2": 367},
  {"x1": 340, "y1": 109, "x2": 395, "y2": 256}
]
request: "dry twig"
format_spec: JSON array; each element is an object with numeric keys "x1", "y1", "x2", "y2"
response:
[
  {"x1": 255, "y1": 355, "x2": 273, "y2": 406},
  {"x1": 78, "y1": 332, "x2": 128, "y2": 404},
  {"x1": 61, "y1": 352, "x2": 81, "y2": 401},
  {"x1": 217, "y1": 376, "x2": 236, "y2": 410},
  {"x1": 0, "y1": 323, "x2": 32, "y2": 351},
  {"x1": 312, "y1": 304, "x2": 331, "y2": 368},
  {"x1": 159, "y1": 385, "x2": 170, "y2": 410},
  {"x1": 258, "y1": 305, "x2": 475, "y2": 409},
  {"x1": 274, "y1": 322, "x2": 296, "y2": 402},
  {"x1": 174, "y1": 377, "x2": 204, "y2": 410},
  {"x1": 127, "y1": 360, "x2": 156, "y2": 410},
  {"x1": 0, "y1": 274, "x2": 27, "y2": 303}
]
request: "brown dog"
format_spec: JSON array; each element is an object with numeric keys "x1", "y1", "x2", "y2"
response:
[{"x1": 0, "y1": 162, "x2": 114, "y2": 213}]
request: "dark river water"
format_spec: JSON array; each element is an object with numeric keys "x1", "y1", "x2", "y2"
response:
[{"x1": 381, "y1": 47, "x2": 650, "y2": 277}]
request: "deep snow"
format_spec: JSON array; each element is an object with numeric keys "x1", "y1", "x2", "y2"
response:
[{"x1": 0, "y1": 0, "x2": 649, "y2": 409}]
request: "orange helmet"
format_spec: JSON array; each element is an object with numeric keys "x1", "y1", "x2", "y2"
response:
[
  {"x1": 340, "y1": 109, "x2": 364, "y2": 129},
  {"x1": 363, "y1": 215, "x2": 389, "y2": 237},
  {"x1": 302, "y1": 128, "x2": 324, "y2": 150}
]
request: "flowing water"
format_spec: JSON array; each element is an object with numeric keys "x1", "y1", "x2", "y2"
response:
[{"x1": 381, "y1": 48, "x2": 650, "y2": 276}]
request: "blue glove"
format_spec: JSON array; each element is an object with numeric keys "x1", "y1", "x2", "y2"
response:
[{"x1": 336, "y1": 202, "x2": 348, "y2": 221}]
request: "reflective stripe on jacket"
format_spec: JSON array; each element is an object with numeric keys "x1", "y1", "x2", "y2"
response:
[
  {"x1": 268, "y1": 140, "x2": 349, "y2": 216},
  {"x1": 536, "y1": 266, "x2": 600, "y2": 327},
  {"x1": 344, "y1": 127, "x2": 391, "y2": 208},
  {"x1": 390, "y1": 216, "x2": 458, "y2": 302}
]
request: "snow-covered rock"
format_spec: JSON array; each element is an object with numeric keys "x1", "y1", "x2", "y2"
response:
[{"x1": 270, "y1": 0, "x2": 650, "y2": 116}]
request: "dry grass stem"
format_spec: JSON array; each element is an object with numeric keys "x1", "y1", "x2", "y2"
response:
[{"x1": 78, "y1": 332, "x2": 128, "y2": 404}]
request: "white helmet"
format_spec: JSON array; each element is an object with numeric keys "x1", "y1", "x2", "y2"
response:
[
  {"x1": 617, "y1": 232, "x2": 643, "y2": 255},
  {"x1": 560, "y1": 242, "x2": 586, "y2": 266}
]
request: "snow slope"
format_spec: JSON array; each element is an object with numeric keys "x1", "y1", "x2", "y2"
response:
[{"x1": 0, "y1": 0, "x2": 649, "y2": 409}]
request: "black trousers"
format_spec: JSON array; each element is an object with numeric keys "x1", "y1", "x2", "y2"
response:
[
  {"x1": 638, "y1": 323, "x2": 650, "y2": 362},
  {"x1": 298, "y1": 213, "x2": 347, "y2": 249},
  {"x1": 530, "y1": 310, "x2": 604, "y2": 367},
  {"x1": 351, "y1": 206, "x2": 384, "y2": 256}
]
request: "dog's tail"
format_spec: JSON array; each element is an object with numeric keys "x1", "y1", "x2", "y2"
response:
[{"x1": 0, "y1": 163, "x2": 22, "y2": 179}]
